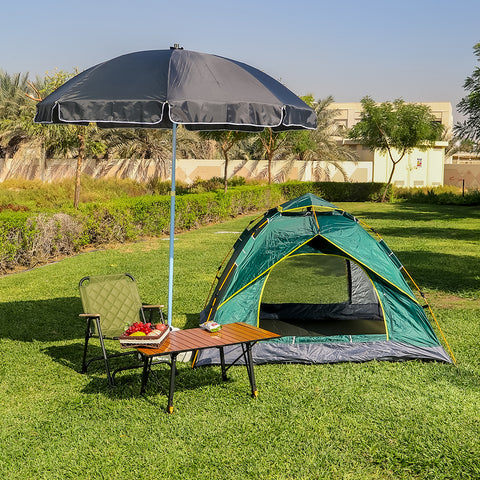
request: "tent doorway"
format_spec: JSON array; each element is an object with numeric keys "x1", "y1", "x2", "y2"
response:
[{"x1": 259, "y1": 254, "x2": 387, "y2": 337}]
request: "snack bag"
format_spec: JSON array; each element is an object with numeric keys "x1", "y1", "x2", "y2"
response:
[{"x1": 200, "y1": 321, "x2": 221, "y2": 332}]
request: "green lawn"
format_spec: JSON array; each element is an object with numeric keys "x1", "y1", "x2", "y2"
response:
[{"x1": 0, "y1": 202, "x2": 479, "y2": 479}]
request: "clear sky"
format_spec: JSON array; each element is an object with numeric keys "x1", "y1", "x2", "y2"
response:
[{"x1": 1, "y1": 0, "x2": 479, "y2": 122}]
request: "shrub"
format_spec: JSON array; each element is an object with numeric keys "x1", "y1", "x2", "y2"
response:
[
  {"x1": 145, "y1": 178, "x2": 191, "y2": 196},
  {"x1": 0, "y1": 211, "x2": 83, "y2": 270},
  {"x1": 0, "y1": 211, "x2": 32, "y2": 270},
  {"x1": 25, "y1": 213, "x2": 84, "y2": 263},
  {"x1": 0, "y1": 203, "x2": 29, "y2": 212},
  {"x1": 280, "y1": 181, "x2": 390, "y2": 202},
  {"x1": 78, "y1": 201, "x2": 141, "y2": 244},
  {"x1": 394, "y1": 186, "x2": 480, "y2": 205}
]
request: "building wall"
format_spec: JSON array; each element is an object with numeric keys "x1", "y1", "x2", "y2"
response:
[
  {"x1": 444, "y1": 164, "x2": 480, "y2": 189},
  {"x1": 372, "y1": 145, "x2": 446, "y2": 187},
  {"x1": 3, "y1": 154, "x2": 479, "y2": 190},
  {"x1": 331, "y1": 102, "x2": 453, "y2": 132}
]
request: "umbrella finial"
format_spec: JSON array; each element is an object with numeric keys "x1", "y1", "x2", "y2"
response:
[{"x1": 170, "y1": 44, "x2": 183, "y2": 50}]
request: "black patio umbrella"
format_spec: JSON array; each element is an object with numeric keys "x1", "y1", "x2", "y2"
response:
[{"x1": 34, "y1": 46, "x2": 317, "y2": 325}]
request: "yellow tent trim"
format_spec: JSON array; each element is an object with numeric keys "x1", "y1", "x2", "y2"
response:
[
  {"x1": 217, "y1": 236, "x2": 316, "y2": 311},
  {"x1": 402, "y1": 266, "x2": 457, "y2": 365}
]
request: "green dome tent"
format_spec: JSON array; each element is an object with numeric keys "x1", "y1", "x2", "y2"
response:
[{"x1": 195, "y1": 194, "x2": 453, "y2": 366}]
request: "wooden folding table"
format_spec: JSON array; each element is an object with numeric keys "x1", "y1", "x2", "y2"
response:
[{"x1": 136, "y1": 322, "x2": 280, "y2": 413}]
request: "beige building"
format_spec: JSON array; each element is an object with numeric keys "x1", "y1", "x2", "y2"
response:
[{"x1": 329, "y1": 102, "x2": 453, "y2": 187}]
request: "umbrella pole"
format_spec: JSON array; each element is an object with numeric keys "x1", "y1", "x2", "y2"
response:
[{"x1": 167, "y1": 123, "x2": 177, "y2": 327}]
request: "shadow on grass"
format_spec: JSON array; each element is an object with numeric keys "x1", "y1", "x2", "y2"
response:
[
  {"x1": 41, "y1": 330, "x2": 229, "y2": 404},
  {"x1": 79, "y1": 361, "x2": 229, "y2": 403},
  {"x1": 380, "y1": 226, "x2": 480, "y2": 242},
  {"x1": 41, "y1": 328, "x2": 480, "y2": 404},
  {"x1": 42, "y1": 342, "x2": 85, "y2": 372},
  {"x1": 184, "y1": 312, "x2": 201, "y2": 329},
  {"x1": 422, "y1": 363, "x2": 480, "y2": 393},
  {"x1": 395, "y1": 251, "x2": 480, "y2": 295},
  {"x1": 0, "y1": 297, "x2": 83, "y2": 342}
]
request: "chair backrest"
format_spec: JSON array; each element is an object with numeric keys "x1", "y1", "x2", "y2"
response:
[{"x1": 79, "y1": 273, "x2": 143, "y2": 338}]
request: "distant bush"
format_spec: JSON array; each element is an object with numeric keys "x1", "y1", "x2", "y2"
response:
[
  {"x1": 0, "y1": 203, "x2": 29, "y2": 212},
  {"x1": 146, "y1": 176, "x2": 248, "y2": 195},
  {"x1": 393, "y1": 186, "x2": 480, "y2": 205},
  {"x1": 279, "y1": 181, "x2": 390, "y2": 202},
  {"x1": 145, "y1": 178, "x2": 191, "y2": 196}
]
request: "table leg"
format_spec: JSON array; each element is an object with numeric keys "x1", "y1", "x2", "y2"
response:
[
  {"x1": 244, "y1": 342, "x2": 258, "y2": 398},
  {"x1": 167, "y1": 353, "x2": 178, "y2": 414},
  {"x1": 219, "y1": 347, "x2": 228, "y2": 381},
  {"x1": 140, "y1": 355, "x2": 150, "y2": 395}
]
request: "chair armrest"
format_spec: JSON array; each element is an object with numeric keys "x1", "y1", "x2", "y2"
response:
[
  {"x1": 142, "y1": 304, "x2": 165, "y2": 309},
  {"x1": 79, "y1": 313, "x2": 100, "y2": 318}
]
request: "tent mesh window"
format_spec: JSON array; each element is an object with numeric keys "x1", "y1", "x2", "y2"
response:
[{"x1": 259, "y1": 254, "x2": 386, "y2": 337}]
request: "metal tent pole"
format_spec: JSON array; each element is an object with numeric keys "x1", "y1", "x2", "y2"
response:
[{"x1": 167, "y1": 123, "x2": 177, "y2": 327}]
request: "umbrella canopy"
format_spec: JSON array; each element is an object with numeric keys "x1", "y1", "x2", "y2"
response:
[
  {"x1": 35, "y1": 47, "x2": 317, "y2": 131},
  {"x1": 34, "y1": 46, "x2": 317, "y2": 326}
]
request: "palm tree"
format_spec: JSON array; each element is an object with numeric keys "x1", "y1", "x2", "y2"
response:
[
  {"x1": 0, "y1": 71, "x2": 32, "y2": 118},
  {"x1": 0, "y1": 70, "x2": 108, "y2": 206},
  {"x1": 281, "y1": 96, "x2": 358, "y2": 182},
  {"x1": 101, "y1": 128, "x2": 172, "y2": 181},
  {"x1": 0, "y1": 71, "x2": 37, "y2": 160},
  {"x1": 443, "y1": 130, "x2": 476, "y2": 161},
  {"x1": 250, "y1": 128, "x2": 289, "y2": 183},
  {"x1": 198, "y1": 131, "x2": 249, "y2": 192},
  {"x1": 176, "y1": 127, "x2": 216, "y2": 160}
]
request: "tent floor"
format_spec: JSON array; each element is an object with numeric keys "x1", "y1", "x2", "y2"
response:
[{"x1": 259, "y1": 318, "x2": 386, "y2": 337}]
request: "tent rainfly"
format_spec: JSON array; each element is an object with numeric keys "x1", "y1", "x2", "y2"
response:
[{"x1": 194, "y1": 194, "x2": 453, "y2": 366}]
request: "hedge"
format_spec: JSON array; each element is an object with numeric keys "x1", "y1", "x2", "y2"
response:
[
  {"x1": 0, "y1": 181, "x2": 388, "y2": 271},
  {"x1": 393, "y1": 186, "x2": 480, "y2": 205}
]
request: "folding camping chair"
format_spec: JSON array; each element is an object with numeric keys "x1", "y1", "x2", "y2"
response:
[{"x1": 79, "y1": 273, "x2": 165, "y2": 386}]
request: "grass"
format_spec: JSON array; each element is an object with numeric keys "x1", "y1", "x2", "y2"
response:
[
  {"x1": 0, "y1": 202, "x2": 479, "y2": 479},
  {"x1": 0, "y1": 177, "x2": 149, "y2": 210},
  {"x1": 262, "y1": 255, "x2": 350, "y2": 304}
]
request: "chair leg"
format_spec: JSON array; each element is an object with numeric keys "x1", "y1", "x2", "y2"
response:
[
  {"x1": 81, "y1": 318, "x2": 92, "y2": 374},
  {"x1": 96, "y1": 318, "x2": 115, "y2": 387},
  {"x1": 140, "y1": 356, "x2": 150, "y2": 394}
]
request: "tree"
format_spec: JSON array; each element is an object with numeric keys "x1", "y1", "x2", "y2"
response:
[
  {"x1": 252, "y1": 128, "x2": 289, "y2": 184},
  {"x1": 0, "y1": 69, "x2": 106, "y2": 207},
  {"x1": 286, "y1": 95, "x2": 358, "y2": 181},
  {"x1": 0, "y1": 70, "x2": 31, "y2": 119},
  {"x1": 0, "y1": 70, "x2": 37, "y2": 160},
  {"x1": 455, "y1": 43, "x2": 480, "y2": 147},
  {"x1": 26, "y1": 70, "x2": 106, "y2": 208},
  {"x1": 442, "y1": 130, "x2": 475, "y2": 162},
  {"x1": 101, "y1": 127, "x2": 172, "y2": 180},
  {"x1": 348, "y1": 97, "x2": 443, "y2": 202},
  {"x1": 198, "y1": 130, "x2": 248, "y2": 192}
]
